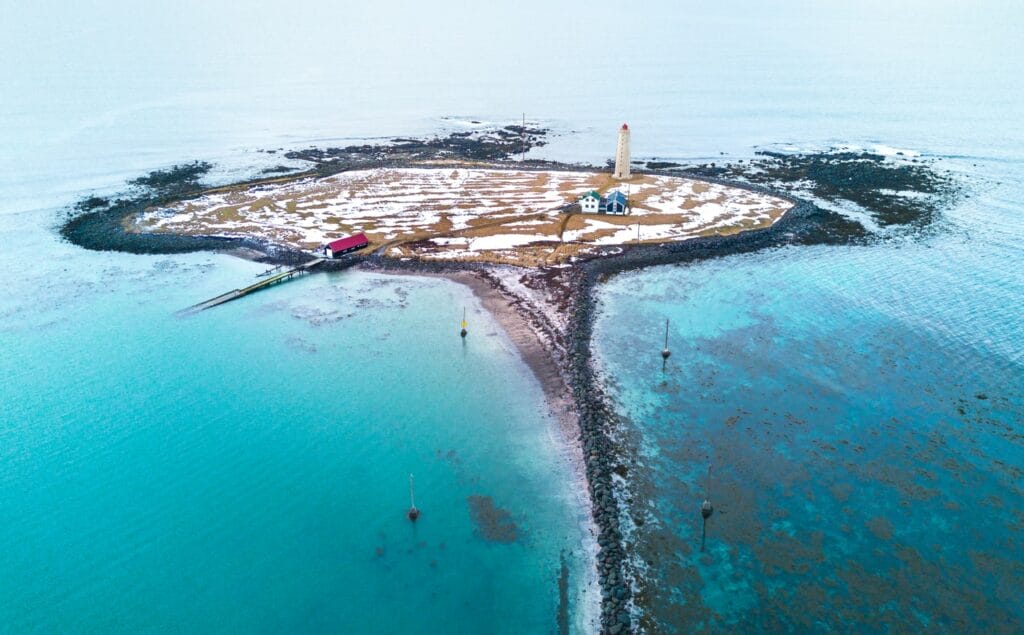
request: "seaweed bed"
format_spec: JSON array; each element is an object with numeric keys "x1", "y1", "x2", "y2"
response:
[
  {"x1": 58, "y1": 125, "x2": 962, "y2": 634},
  {"x1": 61, "y1": 161, "x2": 266, "y2": 257},
  {"x1": 466, "y1": 495, "x2": 519, "y2": 543},
  {"x1": 669, "y1": 150, "x2": 960, "y2": 228}
]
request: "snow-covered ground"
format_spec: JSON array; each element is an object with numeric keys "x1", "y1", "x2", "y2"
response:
[{"x1": 137, "y1": 167, "x2": 792, "y2": 264}]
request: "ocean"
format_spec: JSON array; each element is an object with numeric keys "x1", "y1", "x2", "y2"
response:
[
  {"x1": 2, "y1": 1, "x2": 1022, "y2": 632},
  {"x1": 0, "y1": 246, "x2": 594, "y2": 631}
]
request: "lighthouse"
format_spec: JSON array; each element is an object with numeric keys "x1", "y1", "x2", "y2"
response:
[{"x1": 613, "y1": 123, "x2": 631, "y2": 180}]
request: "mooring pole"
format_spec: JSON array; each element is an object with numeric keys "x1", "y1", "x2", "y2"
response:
[
  {"x1": 700, "y1": 463, "x2": 713, "y2": 552},
  {"x1": 407, "y1": 473, "x2": 420, "y2": 522},
  {"x1": 700, "y1": 498, "x2": 713, "y2": 552},
  {"x1": 661, "y1": 318, "x2": 672, "y2": 371}
]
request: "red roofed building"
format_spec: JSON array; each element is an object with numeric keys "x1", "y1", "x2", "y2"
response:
[{"x1": 325, "y1": 233, "x2": 369, "y2": 258}]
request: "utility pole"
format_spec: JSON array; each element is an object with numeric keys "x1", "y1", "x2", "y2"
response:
[{"x1": 520, "y1": 112, "x2": 527, "y2": 162}]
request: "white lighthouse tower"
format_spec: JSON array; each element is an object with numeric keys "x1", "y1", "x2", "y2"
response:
[{"x1": 613, "y1": 123, "x2": 631, "y2": 180}]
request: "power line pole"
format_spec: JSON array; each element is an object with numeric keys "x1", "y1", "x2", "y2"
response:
[{"x1": 520, "y1": 112, "x2": 526, "y2": 162}]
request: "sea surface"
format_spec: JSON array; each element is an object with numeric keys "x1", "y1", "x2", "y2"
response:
[
  {"x1": 2, "y1": 1, "x2": 1022, "y2": 632},
  {"x1": 0, "y1": 245, "x2": 593, "y2": 631},
  {"x1": 584, "y1": 4, "x2": 1024, "y2": 631}
]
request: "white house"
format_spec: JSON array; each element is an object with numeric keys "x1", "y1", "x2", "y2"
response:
[
  {"x1": 577, "y1": 190, "x2": 630, "y2": 215},
  {"x1": 579, "y1": 190, "x2": 601, "y2": 213}
]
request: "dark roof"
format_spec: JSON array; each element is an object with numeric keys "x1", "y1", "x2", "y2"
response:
[
  {"x1": 582, "y1": 190, "x2": 601, "y2": 200},
  {"x1": 605, "y1": 191, "x2": 628, "y2": 204},
  {"x1": 328, "y1": 233, "x2": 369, "y2": 252}
]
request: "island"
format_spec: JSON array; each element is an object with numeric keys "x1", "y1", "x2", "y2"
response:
[
  {"x1": 60, "y1": 122, "x2": 957, "y2": 633},
  {"x1": 134, "y1": 166, "x2": 791, "y2": 265}
]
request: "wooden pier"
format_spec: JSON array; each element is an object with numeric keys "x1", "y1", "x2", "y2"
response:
[{"x1": 181, "y1": 258, "x2": 325, "y2": 314}]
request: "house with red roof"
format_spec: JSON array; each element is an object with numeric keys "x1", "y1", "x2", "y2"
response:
[{"x1": 324, "y1": 233, "x2": 369, "y2": 258}]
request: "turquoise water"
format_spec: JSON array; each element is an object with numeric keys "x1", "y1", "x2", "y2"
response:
[
  {"x1": 580, "y1": 2, "x2": 1024, "y2": 630},
  {"x1": 0, "y1": 233, "x2": 591, "y2": 631},
  {"x1": 594, "y1": 155, "x2": 1024, "y2": 631},
  {"x1": 3, "y1": 1, "x2": 1023, "y2": 632}
]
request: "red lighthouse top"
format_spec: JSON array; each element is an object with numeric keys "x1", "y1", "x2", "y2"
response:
[{"x1": 621, "y1": 123, "x2": 629, "y2": 130}]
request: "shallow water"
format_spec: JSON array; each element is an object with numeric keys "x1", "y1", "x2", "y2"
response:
[
  {"x1": 3, "y1": 1, "x2": 1023, "y2": 632},
  {"x1": 0, "y1": 238, "x2": 592, "y2": 631},
  {"x1": 594, "y1": 161, "x2": 1024, "y2": 630},
  {"x1": 582, "y1": 3, "x2": 1024, "y2": 630}
]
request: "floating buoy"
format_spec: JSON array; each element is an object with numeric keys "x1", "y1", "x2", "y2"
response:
[
  {"x1": 407, "y1": 474, "x2": 420, "y2": 522},
  {"x1": 700, "y1": 460, "x2": 715, "y2": 552},
  {"x1": 700, "y1": 498, "x2": 713, "y2": 552},
  {"x1": 701, "y1": 498, "x2": 713, "y2": 519},
  {"x1": 460, "y1": 307, "x2": 468, "y2": 338}
]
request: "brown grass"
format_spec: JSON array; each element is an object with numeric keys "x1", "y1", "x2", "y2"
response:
[{"x1": 141, "y1": 167, "x2": 791, "y2": 267}]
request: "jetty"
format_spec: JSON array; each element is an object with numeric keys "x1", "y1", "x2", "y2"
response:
[{"x1": 181, "y1": 258, "x2": 325, "y2": 314}]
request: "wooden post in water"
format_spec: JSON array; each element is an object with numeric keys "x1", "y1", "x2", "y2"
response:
[{"x1": 407, "y1": 474, "x2": 420, "y2": 522}]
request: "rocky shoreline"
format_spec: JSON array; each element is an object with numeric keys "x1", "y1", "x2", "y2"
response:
[
  {"x1": 58, "y1": 126, "x2": 959, "y2": 634},
  {"x1": 360, "y1": 196, "x2": 829, "y2": 633},
  {"x1": 321, "y1": 195, "x2": 831, "y2": 634}
]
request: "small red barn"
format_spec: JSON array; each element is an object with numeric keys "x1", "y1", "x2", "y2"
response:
[{"x1": 325, "y1": 233, "x2": 369, "y2": 258}]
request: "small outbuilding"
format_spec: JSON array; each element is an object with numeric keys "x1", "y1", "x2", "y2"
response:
[
  {"x1": 324, "y1": 233, "x2": 369, "y2": 258},
  {"x1": 602, "y1": 190, "x2": 630, "y2": 215},
  {"x1": 579, "y1": 190, "x2": 601, "y2": 214}
]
